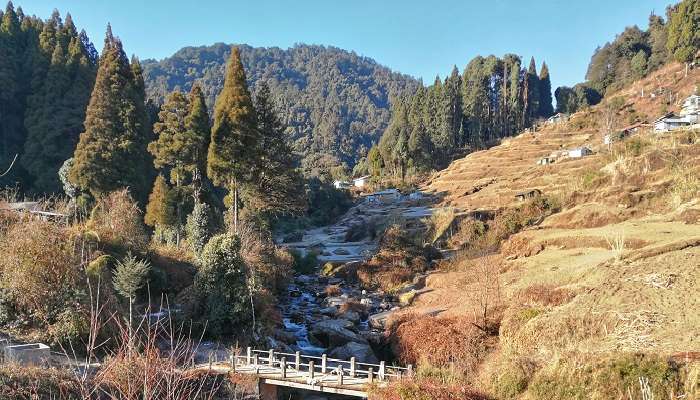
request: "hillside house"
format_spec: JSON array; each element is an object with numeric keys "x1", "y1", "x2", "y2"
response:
[
  {"x1": 364, "y1": 189, "x2": 400, "y2": 204},
  {"x1": 333, "y1": 180, "x2": 351, "y2": 189},
  {"x1": 352, "y1": 175, "x2": 370, "y2": 188},
  {"x1": 537, "y1": 156, "x2": 556, "y2": 165},
  {"x1": 567, "y1": 147, "x2": 593, "y2": 158},
  {"x1": 515, "y1": 189, "x2": 542, "y2": 201},
  {"x1": 546, "y1": 113, "x2": 568, "y2": 125},
  {"x1": 654, "y1": 94, "x2": 700, "y2": 132}
]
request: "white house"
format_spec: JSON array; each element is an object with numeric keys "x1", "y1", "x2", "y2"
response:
[
  {"x1": 352, "y1": 175, "x2": 371, "y2": 188},
  {"x1": 333, "y1": 180, "x2": 351, "y2": 190},
  {"x1": 568, "y1": 147, "x2": 593, "y2": 158},
  {"x1": 364, "y1": 189, "x2": 400, "y2": 204},
  {"x1": 546, "y1": 113, "x2": 568, "y2": 125},
  {"x1": 680, "y1": 94, "x2": 700, "y2": 123},
  {"x1": 654, "y1": 113, "x2": 690, "y2": 132}
]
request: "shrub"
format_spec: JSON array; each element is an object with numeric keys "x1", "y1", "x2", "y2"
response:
[
  {"x1": 490, "y1": 357, "x2": 538, "y2": 399},
  {"x1": 185, "y1": 201, "x2": 218, "y2": 259},
  {"x1": 89, "y1": 189, "x2": 148, "y2": 253},
  {"x1": 514, "y1": 284, "x2": 576, "y2": 307},
  {"x1": 290, "y1": 249, "x2": 319, "y2": 275},
  {"x1": 369, "y1": 378, "x2": 491, "y2": 400},
  {"x1": 193, "y1": 233, "x2": 251, "y2": 337},
  {"x1": 324, "y1": 285, "x2": 342, "y2": 296},
  {"x1": 527, "y1": 353, "x2": 687, "y2": 400},
  {"x1": 112, "y1": 253, "x2": 152, "y2": 303}
]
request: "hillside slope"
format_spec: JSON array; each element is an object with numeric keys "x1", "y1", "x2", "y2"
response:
[
  {"x1": 142, "y1": 43, "x2": 420, "y2": 170},
  {"x1": 390, "y1": 63, "x2": 700, "y2": 398}
]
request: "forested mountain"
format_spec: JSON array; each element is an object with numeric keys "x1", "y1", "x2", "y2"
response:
[
  {"x1": 367, "y1": 55, "x2": 554, "y2": 176},
  {"x1": 0, "y1": 3, "x2": 97, "y2": 193},
  {"x1": 141, "y1": 43, "x2": 420, "y2": 173}
]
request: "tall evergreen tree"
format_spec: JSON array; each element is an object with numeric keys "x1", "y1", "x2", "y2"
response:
[
  {"x1": 244, "y1": 81, "x2": 306, "y2": 216},
  {"x1": 206, "y1": 47, "x2": 259, "y2": 232},
  {"x1": 667, "y1": 0, "x2": 700, "y2": 68},
  {"x1": 69, "y1": 25, "x2": 152, "y2": 202},
  {"x1": 538, "y1": 62, "x2": 554, "y2": 118}
]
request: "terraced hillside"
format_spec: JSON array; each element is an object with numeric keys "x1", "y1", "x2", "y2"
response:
[{"x1": 384, "y1": 63, "x2": 700, "y2": 398}]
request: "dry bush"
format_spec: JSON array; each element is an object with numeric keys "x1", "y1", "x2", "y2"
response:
[
  {"x1": 448, "y1": 218, "x2": 487, "y2": 249},
  {"x1": 237, "y1": 219, "x2": 293, "y2": 296},
  {"x1": 388, "y1": 314, "x2": 494, "y2": 378},
  {"x1": 369, "y1": 378, "x2": 492, "y2": 400},
  {"x1": 0, "y1": 218, "x2": 88, "y2": 338},
  {"x1": 338, "y1": 300, "x2": 368, "y2": 315},
  {"x1": 89, "y1": 189, "x2": 148, "y2": 252},
  {"x1": 462, "y1": 255, "x2": 504, "y2": 334},
  {"x1": 324, "y1": 284, "x2": 342, "y2": 296},
  {"x1": 514, "y1": 284, "x2": 576, "y2": 308},
  {"x1": 0, "y1": 365, "x2": 82, "y2": 399},
  {"x1": 668, "y1": 167, "x2": 700, "y2": 208}
]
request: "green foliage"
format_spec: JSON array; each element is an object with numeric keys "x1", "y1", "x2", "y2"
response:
[
  {"x1": 0, "y1": 7, "x2": 96, "y2": 193},
  {"x1": 194, "y1": 233, "x2": 250, "y2": 337},
  {"x1": 185, "y1": 201, "x2": 218, "y2": 258},
  {"x1": 305, "y1": 177, "x2": 353, "y2": 225},
  {"x1": 142, "y1": 43, "x2": 420, "y2": 168},
  {"x1": 554, "y1": 84, "x2": 602, "y2": 114},
  {"x1": 528, "y1": 353, "x2": 686, "y2": 400},
  {"x1": 289, "y1": 249, "x2": 318, "y2": 275},
  {"x1": 69, "y1": 25, "x2": 152, "y2": 202},
  {"x1": 667, "y1": 0, "x2": 700, "y2": 63},
  {"x1": 144, "y1": 175, "x2": 176, "y2": 228},
  {"x1": 86, "y1": 254, "x2": 115, "y2": 280},
  {"x1": 112, "y1": 252, "x2": 151, "y2": 301},
  {"x1": 376, "y1": 54, "x2": 554, "y2": 176}
]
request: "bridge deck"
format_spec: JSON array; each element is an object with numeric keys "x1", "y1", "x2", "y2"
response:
[{"x1": 194, "y1": 348, "x2": 413, "y2": 398}]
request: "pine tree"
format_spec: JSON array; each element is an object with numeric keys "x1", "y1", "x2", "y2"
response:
[
  {"x1": 207, "y1": 47, "x2": 259, "y2": 232},
  {"x1": 186, "y1": 84, "x2": 211, "y2": 185},
  {"x1": 0, "y1": 2, "x2": 24, "y2": 187},
  {"x1": 538, "y1": 62, "x2": 554, "y2": 118},
  {"x1": 144, "y1": 174, "x2": 176, "y2": 228},
  {"x1": 525, "y1": 57, "x2": 540, "y2": 125},
  {"x1": 69, "y1": 25, "x2": 152, "y2": 202},
  {"x1": 244, "y1": 81, "x2": 306, "y2": 216},
  {"x1": 667, "y1": 0, "x2": 700, "y2": 68}
]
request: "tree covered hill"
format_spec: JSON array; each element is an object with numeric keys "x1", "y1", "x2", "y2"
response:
[{"x1": 141, "y1": 43, "x2": 420, "y2": 172}]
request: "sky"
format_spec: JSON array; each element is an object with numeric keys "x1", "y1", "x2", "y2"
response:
[{"x1": 20, "y1": 0, "x2": 674, "y2": 90}]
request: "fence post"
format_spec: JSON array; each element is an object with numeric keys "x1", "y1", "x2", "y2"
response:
[
  {"x1": 230, "y1": 355, "x2": 235, "y2": 372},
  {"x1": 281, "y1": 357, "x2": 287, "y2": 379},
  {"x1": 268, "y1": 349, "x2": 274, "y2": 366},
  {"x1": 368, "y1": 367, "x2": 374, "y2": 383},
  {"x1": 350, "y1": 357, "x2": 356, "y2": 377},
  {"x1": 309, "y1": 361, "x2": 315, "y2": 379},
  {"x1": 253, "y1": 354, "x2": 259, "y2": 367},
  {"x1": 322, "y1": 354, "x2": 327, "y2": 374},
  {"x1": 295, "y1": 351, "x2": 301, "y2": 371},
  {"x1": 379, "y1": 361, "x2": 385, "y2": 381},
  {"x1": 407, "y1": 364, "x2": 414, "y2": 377},
  {"x1": 338, "y1": 364, "x2": 344, "y2": 385},
  {"x1": 246, "y1": 347, "x2": 251, "y2": 364},
  {"x1": 208, "y1": 353, "x2": 212, "y2": 371}
]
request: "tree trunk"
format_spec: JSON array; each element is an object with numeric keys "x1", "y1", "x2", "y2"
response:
[{"x1": 233, "y1": 178, "x2": 239, "y2": 234}]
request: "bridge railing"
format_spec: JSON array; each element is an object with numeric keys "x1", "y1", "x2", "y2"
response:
[{"x1": 210, "y1": 347, "x2": 413, "y2": 385}]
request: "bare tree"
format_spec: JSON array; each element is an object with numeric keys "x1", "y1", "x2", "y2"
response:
[{"x1": 467, "y1": 254, "x2": 502, "y2": 334}]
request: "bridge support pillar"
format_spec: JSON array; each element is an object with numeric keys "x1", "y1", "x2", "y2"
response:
[{"x1": 257, "y1": 380, "x2": 278, "y2": 400}]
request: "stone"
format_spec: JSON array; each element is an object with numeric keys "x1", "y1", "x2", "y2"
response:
[
  {"x1": 325, "y1": 296, "x2": 348, "y2": 307},
  {"x1": 311, "y1": 320, "x2": 367, "y2": 347},
  {"x1": 320, "y1": 307, "x2": 337, "y2": 317},
  {"x1": 368, "y1": 310, "x2": 396, "y2": 330},
  {"x1": 329, "y1": 342, "x2": 379, "y2": 364},
  {"x1": 339, "y1": 310, "x2": 360, "y2": 323}
]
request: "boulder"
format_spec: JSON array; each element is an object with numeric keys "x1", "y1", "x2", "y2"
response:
[
  {"x1": 368, "y1": 310, "x2": 396, "y2": 330},
  {"x1": 339, "y1": 310, "x2": 360, "y2": 323},
  {"x1": 325, "y1": 296, "x2": 348, "y2": 308},
  {"x1": 329, "y1": 342, "x2": 379, "y2": 364},
  {"x1": 320, "y1": 307, "x2": 337, "y2": 317},
  {"x1": 311, "y1": 320, "x2": 367, "y2": 347}
]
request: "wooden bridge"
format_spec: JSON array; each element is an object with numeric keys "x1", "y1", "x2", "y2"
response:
[{"x1": 195, "y1": 348, "x2": 414, "y2": 398}]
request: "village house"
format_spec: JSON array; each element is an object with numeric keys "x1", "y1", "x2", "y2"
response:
[
  {"x1": 546, "y1": 113, "x2": 568, "y2": 125},
  {"x1": 352, "y1": 175, "x2": 370, "y2": 188},
  {"x1": 653, "y1": 94, "x2": 700, "y2": 132},
  {"x1": 567, "y1": 146, "x2": 593, "y2": 158},
  {"x1": 333, "y1": 180, "x2": 351, "y2": 189},
  {"x1": 364, "y1": 189, "x2": 400, "y2": 204},
  {"x1": 537, "y1": 156, "x2": 556, "y2": 166}
]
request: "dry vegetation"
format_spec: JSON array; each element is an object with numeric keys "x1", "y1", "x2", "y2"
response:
[{"x1": 376, "y1": 63, "x2": 700, "y2": 400}]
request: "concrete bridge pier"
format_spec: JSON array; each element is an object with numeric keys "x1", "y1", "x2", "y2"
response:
[{"x1": 258, "y1": 380, "x2": 278, "y2": 400}]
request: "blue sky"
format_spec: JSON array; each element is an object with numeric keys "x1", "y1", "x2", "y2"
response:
[{"x1": 20, "y1": 0, "x2": 673, "y2": 90}]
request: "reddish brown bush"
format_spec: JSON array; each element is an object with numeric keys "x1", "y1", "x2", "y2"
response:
[
  {"x1": 338, "y1": 300, "x2": 368, "y2": 315},
  {"x1": 388, "y1": 315, "x2": 494, "y2": 376},
  {"x1": 370, "y1": 378, "x2": 492, "y2": 400},
  {"x1": 324, "y1": 284, "x2": 342, "y2": 296},
  {"x1": 515, "y1": 284, "x2": 576, "y2": 307}
]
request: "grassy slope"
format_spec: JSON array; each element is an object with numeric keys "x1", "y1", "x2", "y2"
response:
[{"x1": 394, "y1": 62, "x2": 700, "y2": 398}]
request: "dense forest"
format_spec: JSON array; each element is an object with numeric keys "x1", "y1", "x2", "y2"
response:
[
  {"x1": 556, "y1": 3, "x2": 700, "y2": 114},
  {"x1": 141, "y1": 44, "x2": 420, "y2": 174},
  {"x1": 0, "y1": 3, "x2": 97, "y2": 193},
  {"x1": 363, "y1": 56, "x2": 554, "y2": 176}
]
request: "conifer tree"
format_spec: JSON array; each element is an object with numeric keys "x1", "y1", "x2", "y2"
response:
[
  {"x1": 69, "y1": 25, "x2": 152, "y2": 202},
  {"x1": 207, "y1": 47, "x2": 259, "y2": 232},
  {"x1": 0, "y1": 2, "x2": 24, "y2": 187},
  {"x1": 667, "y1": 0, "x2": 700, "y2": 70},
  {"x1": 144, "y1": 174, "x2": 175, "y2": 228},
  {"x1": 538, "y1": 62, "x2": 554, "y2": 118},
  {"x1": 243, "y1": 81, "x2": 306, "y2": 216},
  {"x1": 525, "y1": 57, "x2": 540, "y2": 125}
]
